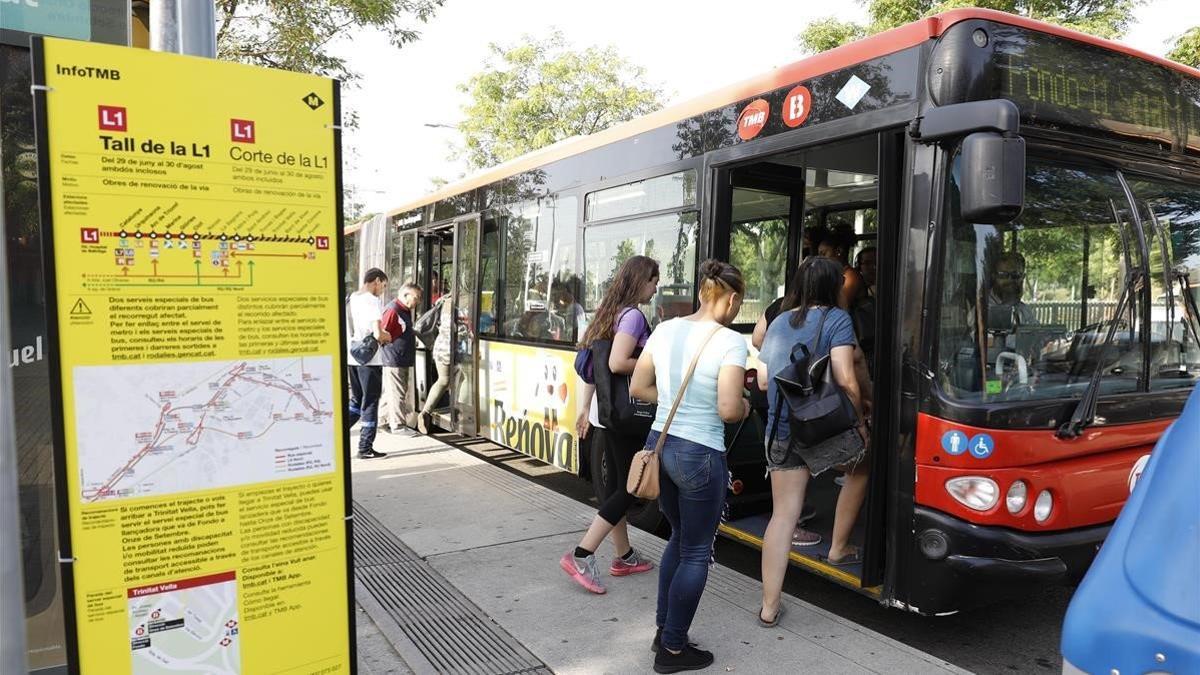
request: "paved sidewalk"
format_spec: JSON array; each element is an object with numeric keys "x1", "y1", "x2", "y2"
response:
[{"x1": 350, "y1": 429, "x2": 970, "y2": 675}]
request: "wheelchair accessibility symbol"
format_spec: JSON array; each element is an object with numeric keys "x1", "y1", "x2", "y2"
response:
[
  {"x1": 968, "y1": 433, "x2": 995, "y2": 459},
  {"x1": 941, "y1": 430, "x2": 969, "y2": 456}
]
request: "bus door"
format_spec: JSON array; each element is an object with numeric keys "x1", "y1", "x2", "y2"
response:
[
  {"x1": 708, "y1": 130, "x2": 905, "y2": 595},
  {"x1": 450, "y1": 214, "x2": 481, "y2": 435},
  {"x1": 415, "y1": 223, "x2": 455, "y2": 427}
]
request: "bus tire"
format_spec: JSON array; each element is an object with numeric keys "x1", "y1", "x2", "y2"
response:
[{"x1": 589, "y1": 431, "x2": 664, "y2": 534}]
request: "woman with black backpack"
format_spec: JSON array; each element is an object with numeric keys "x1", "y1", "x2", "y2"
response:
[
  {"x1": 756, "y1": 256, "x2": 872, "y2": 627},
  {"x1": 560, "y1": 255, "x2": 660, "y2": 595}
]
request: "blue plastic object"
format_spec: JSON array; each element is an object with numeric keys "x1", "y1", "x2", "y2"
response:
[{"x1": 1060, "y1": 386, "x2": 1200, "y2": 674}]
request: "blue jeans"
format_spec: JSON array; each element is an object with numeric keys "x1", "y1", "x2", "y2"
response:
[
  {"x1": 652, "y1": 430, "x2": 727, "y2": 652},
  {"x1": 347, "y1": 365, "x2": 382, "y2": 452}
]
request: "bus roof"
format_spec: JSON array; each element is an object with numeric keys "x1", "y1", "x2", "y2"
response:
[{"x1": 369, "y1": 8, "x2": 1200, "y2": 226}]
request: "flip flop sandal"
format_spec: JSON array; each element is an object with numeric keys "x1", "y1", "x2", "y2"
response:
[
  {"x1": 827, "y1": 549, "x2": 863, "y2": 567},
  {"x1": 757, "y1": 603, "x2": 786, "y2": 627}
]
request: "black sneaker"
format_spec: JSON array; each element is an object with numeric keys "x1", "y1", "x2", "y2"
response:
[
  {"x1": 653, "y1": 644, "x2": 714, "y2": 673},
  {"x1": 650, "y1": 628, "x2": 697, "y2": 653},
  {"x1": 357, "y1": 449, "x2": 387, "y2": 459}
]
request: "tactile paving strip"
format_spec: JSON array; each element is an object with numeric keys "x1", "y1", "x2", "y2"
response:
[{"x1": 353, "y1": 503, "x2": 551, "y2": 675}]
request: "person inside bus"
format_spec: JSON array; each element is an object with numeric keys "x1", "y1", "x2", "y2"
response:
[
  {"x1": 818, "y1": 232, "x2": 866, "y2": 310},
  {"x1": 551, "y1": 277, "x2": 586, "y2": 342},
  {"x1": 988, "y1": 251, "x2": 1037, "y2": 327},
  {"x1": 561, "y1": 255, "x2": 660, "y2": 594},
  {"x1": 418, "y1": 281, "x2": 455, "y2": 434},
  {"x1": 629, "y1": 259, "x2": 749, "y2": 672},
  {"x1": 758, "y1": 258, "x2": 872, "y2": 625},
  {"x1": 853, "y1": 246, "x2": 878, "y2": 372}
]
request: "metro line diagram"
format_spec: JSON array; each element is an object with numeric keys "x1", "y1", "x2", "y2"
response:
[
  {"x1": 77, "y1": 223, "x2": 329, "y2": 290},
  {"x1": 75, "y1": 356, "x2": 336, "y2": 503}
]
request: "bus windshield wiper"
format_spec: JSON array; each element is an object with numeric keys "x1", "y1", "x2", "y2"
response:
[{"x1": 1057, "y1": 270, "x2": 1142, "y2": 440}]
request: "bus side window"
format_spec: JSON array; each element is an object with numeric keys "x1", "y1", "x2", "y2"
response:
[
  {"x1": 582, "y1": 212, "x2": 698, "y2": 328},
  {"x1": 479, "y1": 220, "x2": 500, "y2": 336},
  {"x1": 500, "y1": 196, "x2": 578, "y2": 343}
]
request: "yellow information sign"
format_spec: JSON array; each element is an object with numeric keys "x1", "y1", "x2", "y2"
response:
[{"x1": 33, "y1": 37, "x2": 351, "y2": 674}]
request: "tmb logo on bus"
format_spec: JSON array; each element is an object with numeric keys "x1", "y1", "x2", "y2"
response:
[
  {"x1": 782, "y1": 85, "x2": 812, "y2": 128},
  {"x1": 230, "y1": 119, "x2": 256, "y2": 144},
  {"x1": 98, "y1": 105, "x2": 127, "y2": 132},
  {"x1": 737, "y1": 98, "x2": 770, "y2": 141}
]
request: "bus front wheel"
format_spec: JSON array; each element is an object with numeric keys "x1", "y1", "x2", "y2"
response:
[{"x1": 589, "y1": 432, "x2": 665, "y2": 534}]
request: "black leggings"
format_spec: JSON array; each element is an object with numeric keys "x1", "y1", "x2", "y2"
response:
[{"x1": 595, "y1": 427, "x2": 641, "y2": 526}]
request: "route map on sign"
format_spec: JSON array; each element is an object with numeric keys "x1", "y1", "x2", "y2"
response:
[
  {"x1": 128, "y1": 572, "x2": 241, "y2": 674},
  {"x1": 75, "y1": 356, "x2": 335, "y2": 503}
]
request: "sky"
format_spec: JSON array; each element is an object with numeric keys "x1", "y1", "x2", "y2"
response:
[{"x1": 340, "y1": 0, "x2": 1197, "y2": 216}]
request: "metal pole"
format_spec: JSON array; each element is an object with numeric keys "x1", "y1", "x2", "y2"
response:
[
  {"x1": 0, "y1": 144, "x2": 30, "y2": 675},
  {"x1": 149, "y1": 0, "x2": 181, "y2": 52},
  {"x1": 179, "y1": 0, "x2": 217, "y2": 58},
  {"x1": 151, "y1": 0, "x2": 217, "y2": 57},
  {"x1": 152, "y1": 0, "x2": 216, "y2": 57}
]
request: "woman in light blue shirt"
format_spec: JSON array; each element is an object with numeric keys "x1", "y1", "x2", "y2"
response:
[{"x1": 630, "y1": 260, "x2": 749, "y2": 673}]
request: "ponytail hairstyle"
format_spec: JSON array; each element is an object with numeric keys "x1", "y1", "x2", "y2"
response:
[
  {"x1": 579, "y1": 255, "x2": 659, "y2": 348},
  {"x1": 697, "y1": 259, "x2": 745, "y2": 304},
  {"x1": 789, "y1": 255, "x2": 843, "y2": 328}
]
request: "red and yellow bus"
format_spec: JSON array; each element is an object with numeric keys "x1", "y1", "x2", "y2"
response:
[{"x1": 346, "y1": 9, "x2": 1200, "y2": 613}]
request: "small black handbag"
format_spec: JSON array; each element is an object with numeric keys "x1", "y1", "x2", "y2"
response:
[{"x1": 592, "y1": 310, "x2": 656, "y2": 437}]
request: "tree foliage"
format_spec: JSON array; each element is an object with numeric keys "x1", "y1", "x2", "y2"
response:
[
  {"x1": 797, "y1": 0, "x2": 1141, "y2": 53},
  {"x1": 215, "y1": 0, "x2": 443, "y2": 82},
  {"x1": 798, "y1": 17, "x2": 869, "y2": 54},
  {"x1": 456, "y1": 31, "x2": 664, "y2": 170},
  {"x1": 1167, "y1": 26, "x2": 1200, "y2": 67}
]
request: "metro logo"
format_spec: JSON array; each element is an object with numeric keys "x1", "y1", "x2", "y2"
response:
[
  {"x1": 80, "y1": 228, "x2": 100, "y2": 243},
  {"x1": 230, "y1": 119, "x2": 255, "y2": 143},
  {"x1": 782, "y1": 85, "x2": 812, "y2": 128},
  {"x1": 98, "y1": 105, "x2": 126, "y2": 132},
  {"x1": 737, "y1": 99, "x2": 769, "y2": 141},
  {"x1": 315, "y1": 236, "x2": 329, "y2": 250}
]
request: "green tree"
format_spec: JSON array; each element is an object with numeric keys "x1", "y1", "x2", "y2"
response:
[
  {"x1": 215, "y1": 0, "x2": 445, "y2": 222},
  {"x1": 1167, "y1": 26, "x2": 1200, "y2": 67},
  {"x1": 215, "y1": 0, "x2": 443, "y2": 81},
  {"x1": 798, "y1": 0, "x2": 1141, "y2": 52},
  {"x1": 797, "y1": 17, "x2": 868, "y2": 54},
  {"x1": 456, "y1": 31, "x2": 664, "y2": 170}
]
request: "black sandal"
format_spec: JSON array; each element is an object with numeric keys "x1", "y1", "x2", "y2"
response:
[{"x1": 757, "y1": 603, "x2": 785, "y2": 627}]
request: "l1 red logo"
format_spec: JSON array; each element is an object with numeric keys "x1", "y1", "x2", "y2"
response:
[
  {"x1": 782, "y1": 85, "x2": 812, "y2": 128},
  {"x1": 230, "y1": 118, "x2": 256, "y2": 143},
  {"x1": 737, "y1": 99, "x2": 769, "y2": 141},
  {"x1": 98, "y1": 105, "x2": 126, "y2": 132}
]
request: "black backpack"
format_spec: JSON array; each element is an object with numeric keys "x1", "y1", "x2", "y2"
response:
[
  {"x1": 769, "y1": 308, "x2": 859, "y2": 447},
  {"x1": 592, "y1": 310, "x2": 656, "y2": 437}
]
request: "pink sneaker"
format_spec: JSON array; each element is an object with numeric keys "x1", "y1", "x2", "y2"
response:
[
  {"x1": 609, "y1": 548, "x2": 654, "y2": 576},
  {"x1": 560, "y1": 551, "x2": 606, "y2": 594}
]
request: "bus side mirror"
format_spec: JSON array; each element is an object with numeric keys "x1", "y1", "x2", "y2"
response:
[{"x1": 960, "y1": 132, "x2": 1024, "y2": 223}]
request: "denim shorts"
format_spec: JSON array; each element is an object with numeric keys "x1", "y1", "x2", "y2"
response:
[{"x1": 765, "y1": 436, "x2": 808, "y2": 472}]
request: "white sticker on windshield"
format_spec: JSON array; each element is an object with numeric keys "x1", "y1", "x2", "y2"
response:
[{"x1": 836, "y1": 75, "x2": 871, "y2": 110}]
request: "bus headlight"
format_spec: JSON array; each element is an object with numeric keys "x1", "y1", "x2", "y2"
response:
[
  {"x1": 1034, "y1": 490, "x2": 1053, "y2": 522},
  {"x1": 945, "y1": 476, "x2": 999, "y2": 511},
  {"x1": 1006, "y1": 480, "x2": 1027, "y2": 514}
]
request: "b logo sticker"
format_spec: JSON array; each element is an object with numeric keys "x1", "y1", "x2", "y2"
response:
[{"x1": 782, "y1": 85, "x2": 812, "y2": 128}]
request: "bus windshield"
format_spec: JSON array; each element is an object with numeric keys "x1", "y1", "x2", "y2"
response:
[{"x1": 936, "y1": 158, "x2": 1200, "y2": 404}]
